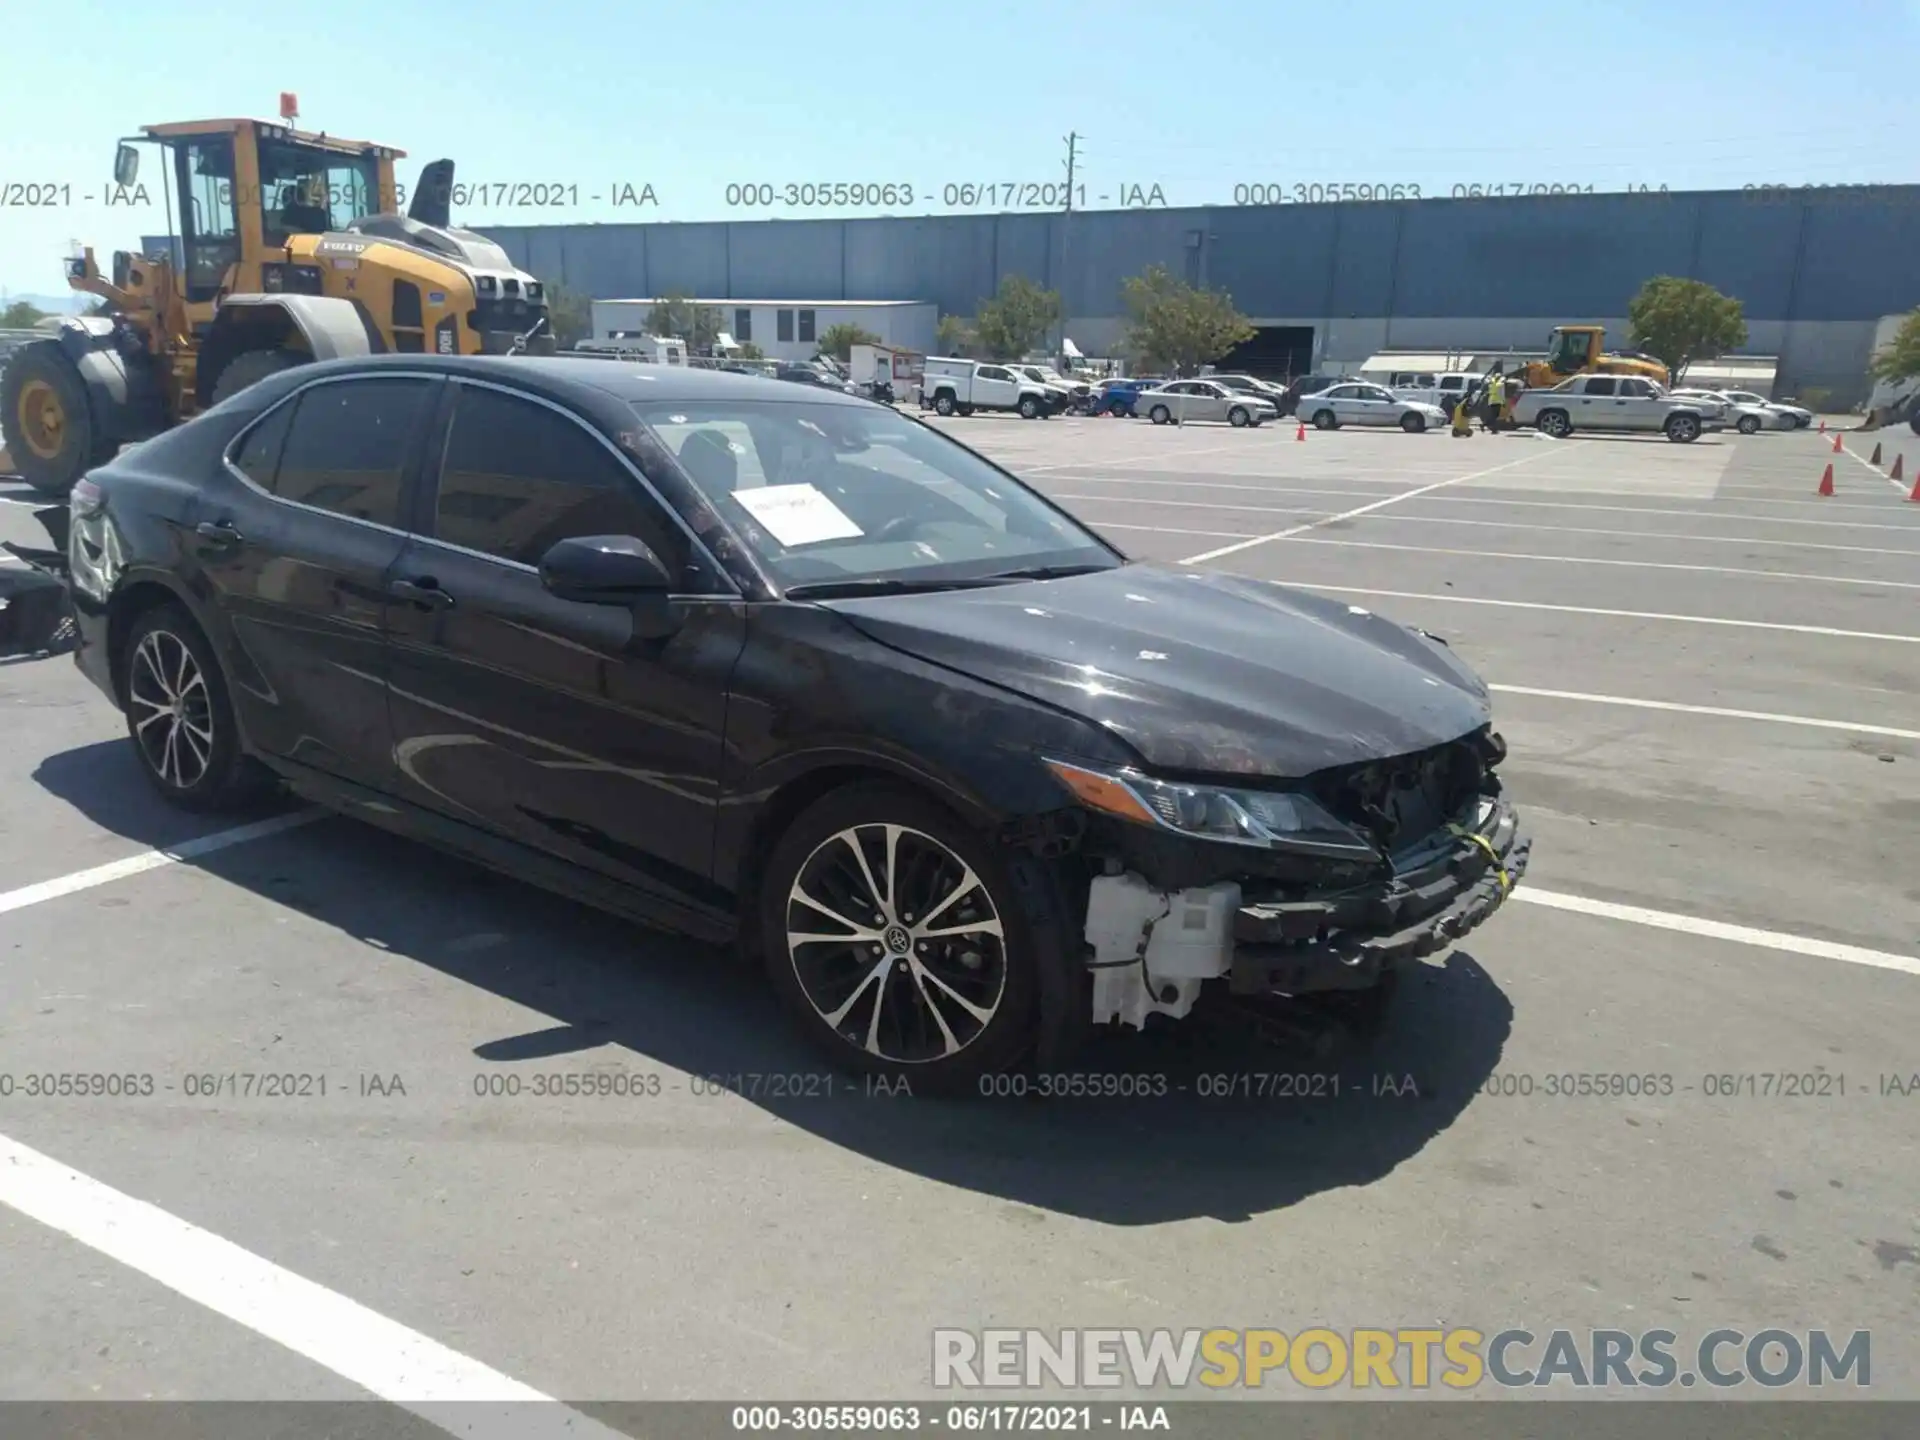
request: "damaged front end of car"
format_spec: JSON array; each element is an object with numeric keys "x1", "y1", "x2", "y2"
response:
[{"x1": 1033, "y1": 727, "x2": 1530, "y2": 1035}]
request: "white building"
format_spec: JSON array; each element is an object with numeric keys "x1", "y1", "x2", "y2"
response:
[{"x1": 590, "y1": 298, "x2": 937, "y2": 363}]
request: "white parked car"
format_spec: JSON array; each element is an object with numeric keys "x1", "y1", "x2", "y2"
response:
[
  {"x1": 1670, "y1": 388, "x2": 1789, "y2": 434},
  {"x1": 1137, "y1": 379, "x2": 1277, "y2": 427},
  {"x1": 1295, "y1": 381, "x2": 1450, "y2": 433},
  {"x1": 1721, "y1": 389, "x2": 1813, "y2": 429}
]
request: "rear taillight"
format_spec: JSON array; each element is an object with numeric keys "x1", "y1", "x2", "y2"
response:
[{"x1": 71, "y1": 477, "x2": 105, "y2": 515}]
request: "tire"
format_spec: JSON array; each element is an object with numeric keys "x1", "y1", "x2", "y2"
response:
[
  {"x1": 1536, "y1": 408, "x2": 1572, "y2": 438},
  {"x1": 1664, "y1": 412, "x2": 1701, "y2": 444},
  {"x1": 0, "y1": 339, "x2": 118, "y2": 496},
  {"x1": 1149, "y1": 404, "x2": 1171, "y2": 425},
  {"x1": 1227, "y1": 405, "x2": 1250, "y2": 428},
  {"x1": 1400, "y1": 412, "x2": 1426, "y2": 433},
  {"x1": 760, "y1": 784, "x2": 1044, "y2": 1093},
  {"x1": 1736, "y1": 414, "x2": 1761, "y2": 436},
  {"x1": 1311, "y1": 408, "x2": 1338, "y2": 430},
  {"x1": 210, "y1": 348, "x2": 306, "y2": 406},
  {"x1": 957, "y1": 404, "x2": 975, "y2": 417},
  {"x1": 117, "y1": 603, "x2": 275, "y2": 812},
  {"x1": 1018, "y1": 395, "x2": 1042, "y2": 420},
  {"x1": 933, "y1": 392, "x2": 956, "y2": 417}
]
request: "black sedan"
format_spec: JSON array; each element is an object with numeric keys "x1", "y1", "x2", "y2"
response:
[{"x1": 63, "y1": 356, "x2": 1530, "y2": 1090}]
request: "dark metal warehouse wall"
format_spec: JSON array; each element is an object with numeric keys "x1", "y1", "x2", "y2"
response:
[{"x1": 483, "y1": 187, "x2": 1920, "y2": 327}]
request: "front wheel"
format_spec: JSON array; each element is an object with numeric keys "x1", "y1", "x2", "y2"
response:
[
  {"x1": 1665, "y1": 413, "x2": 1701, "y2": 443},
  {"x1": 0, "y1": 339, "x2": 118, "y2": 496},
  {"x1": 1018, "y1": 395, "x2": 1042, "y2": 420},
  {"x1": 1311, "y1": 409, "x2": 1338, "y2": 430},
  {"x1": 117, "y1": 604, "x2": 274, "y2": 812},
  {"x1": 1401, "y1": 412, "x2": 1426, "y2": 433},
  {"x1": 760, "y1": 785, "x2": 1042, "y2": 1093},
  {"x1": 1227, "y1": 405, "x2": 1251, "y2": 428},
  {"x1": 1149, "y1": 404, "x2": 1172, "y2": 425}
]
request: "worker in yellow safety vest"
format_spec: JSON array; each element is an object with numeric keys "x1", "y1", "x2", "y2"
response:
[{"x1": 1483, "y1": 372, "x2": 1507, "y2": 432}]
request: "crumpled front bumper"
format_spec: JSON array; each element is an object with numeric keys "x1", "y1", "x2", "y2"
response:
[{"x1": 1227, "y1": 796, "x2": 1530, "y2": 996}]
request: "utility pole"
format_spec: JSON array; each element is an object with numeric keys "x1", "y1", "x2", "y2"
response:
[{"x1": 1058, "y1": 133, "x2": 1078, "y2": 365}]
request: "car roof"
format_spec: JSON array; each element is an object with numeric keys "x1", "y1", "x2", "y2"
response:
[{"x1": 288, "y1": 353, "x2": 870, "y2": 409}]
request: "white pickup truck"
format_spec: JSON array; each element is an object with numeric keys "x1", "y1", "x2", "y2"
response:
[
  {"x1": 1510, "y1": 373, "x2": 1720, "y2": 443},
  {"x1": 921, "y1": 357, "x2": 1063, "y2": 419}
]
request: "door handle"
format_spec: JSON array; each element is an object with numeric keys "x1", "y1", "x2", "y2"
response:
[
  {"x1": 389, "y1": 578, "x2": 455, "y2": 610},
  {"x1": 194, "y1": 520, "x2": 242, "y2": 545}
]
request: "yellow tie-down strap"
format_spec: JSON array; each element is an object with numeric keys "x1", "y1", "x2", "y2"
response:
[{"x1": 1448, "y1": 822, "x2": 1512, "y2": 896}]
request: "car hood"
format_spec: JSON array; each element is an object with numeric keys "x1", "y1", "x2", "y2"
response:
[{"x1": 822, "y1": 563, "x2": 1493, "y2": 776}]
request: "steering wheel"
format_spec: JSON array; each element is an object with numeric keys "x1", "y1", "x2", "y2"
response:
[{"x1": 873, "y1": 515, "x2": 922, "y2": 544}]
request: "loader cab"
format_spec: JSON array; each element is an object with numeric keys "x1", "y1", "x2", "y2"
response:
[{"x1": 1545, "y1": 326, "x2": 1601, "y2": 374}]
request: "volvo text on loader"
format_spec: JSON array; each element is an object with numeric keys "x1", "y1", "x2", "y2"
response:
[{"x1": 1, "y1": 118, "x2": 552, "y2": 495}]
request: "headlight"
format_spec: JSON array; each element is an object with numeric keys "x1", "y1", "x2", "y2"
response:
[{"x1": 1045, "y1": 759, "x2": 1380, "y2": 858}]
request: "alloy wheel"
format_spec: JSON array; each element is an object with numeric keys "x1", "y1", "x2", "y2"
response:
[
  {"x1": 785, "y1": 823, "x2": 1007, "y2": 1064},
  {"x1": 127, "y1": 629, "x2": 215, "y2": 790}
]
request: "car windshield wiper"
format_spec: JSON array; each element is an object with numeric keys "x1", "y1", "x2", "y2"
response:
[
  {"x1": 781, "y1": 575, "x2": 1021, "y2": 600},
  {"x1": 971, "y1": 563, "x2": 1117, "y2": 582}
]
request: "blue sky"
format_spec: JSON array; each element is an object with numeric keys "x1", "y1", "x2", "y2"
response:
[{"x1": 3, "y1": 0, "x2": 1916, "y2": 299}]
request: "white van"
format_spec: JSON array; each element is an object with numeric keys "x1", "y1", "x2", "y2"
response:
[
  {"x1": 1383, "y1": 370, "x2": 1478, "y2": 409},
  {"x1": 921, "y1": 357, "x2": 1063, "y2": 419}
]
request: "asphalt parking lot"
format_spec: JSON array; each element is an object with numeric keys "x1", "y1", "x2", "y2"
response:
[{"x1": 3, "y1": 411, "x2": 1919, "y2": 1427}]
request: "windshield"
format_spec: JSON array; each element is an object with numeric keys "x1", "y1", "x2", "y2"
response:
[
  {"x1": 256, "y1": 139, "x2": 380, "y2": 244},
  {"x1": 633, "y1": 399, "x2": 1120, "y2": 592}
]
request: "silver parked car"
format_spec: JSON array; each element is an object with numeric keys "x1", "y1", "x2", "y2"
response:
[
  {"x1": 1720, "y1": 389, "x2": 1813, "y2": 428},
  {"x1": 1138, "y1": 379, "x2": 1277, "y2": 427},
  {"x1": 1670, "y1": 389, "x2": 1788, "y2": 434},
  {"x1": 1296, "y1": 381, "x2": 1450, "y2": 433}
]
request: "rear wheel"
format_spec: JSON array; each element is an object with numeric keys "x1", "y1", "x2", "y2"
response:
[
  {"x1": 1736, "y1": 413, "x2": 1761, "y2": 435},
  {"x1": 117, "y1": 604, "x2": 275, "y2": 812},
  {"x1": 0, "y1": 340, "x2": 117, "y2": 496},
  {"x1": 760, "y1": 785, "x2": 1042, "y2": 1093},
  {"x1": 933, "y1": 392, "x2": 956, "y2": 416},
  {"x1": 1536, "y1": 408, "x2": 1572, "y2": 438},
  {"x1": 1665, "y1": 412, "x2": 1701, "y2": 443},
  {"x1": 1312, "y1": 408, "x2": 1338, "y2": 430},
  {"x1": 1400, "y1": 412, "x2": 1426, "y2": 433},
  {"x1": 210, "y1": 348, "x2": 306, "y2": 406}
]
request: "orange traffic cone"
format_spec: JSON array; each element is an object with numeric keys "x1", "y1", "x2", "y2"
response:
[
  {"x1": 1294, "y1": 421, "x2": 1306, "y2": 441},
  {"x1": 1909, "y1": 472, "x2": 1920, "y2": 503},
  {"x1": 1893, "y1": 454, "x2": 1906, "y2": 482},
  {"x1": 1870, "y1": 442, "x2": 1883, "y2": 465},
  {"x1": 1818, "y1": 419, "x2": 1826, "y2": 433},
  {"x1": 1831, "y1": 432, "x2": 1843, "y2": 453},
  {"x1": 1816, "y1": 463, "x2": 1834, "y2": 496}
]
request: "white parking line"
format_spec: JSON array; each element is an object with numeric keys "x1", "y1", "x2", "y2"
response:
[
  {"x1": 1487, "y1": 685, "x2": 1920, "y2": 740},
  {"x1": 0, "y1": 812, "x2": 322, "y2": 917},
  {"x1": 1050, "y1": 491, "x2": 1920, "y2": 556},
  {"x1": 1515, "y1": 889, "x2": 1920, "y2": 977},
  {"x1": 1233, "y1": 584, "x2": 1920, "y2": 643},
  {"x1": 1096, "y1": 522, "x2": 1259, "y2": 541},
  {"x1": 1287, "y1": 537, "x2": 1920, "y2": 591},
  {"x1": 1045, "y1": 475, "x2": 1920, "y2": 522},
  {"x1": 0, "y1": 1134, "x2": 633, "y2": 1438},
  {"x1": 1179, "y1": 450, "x2": 1561, "y2": 564}
]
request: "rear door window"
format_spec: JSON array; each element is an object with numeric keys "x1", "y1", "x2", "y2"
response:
[
  {"x1": 272, "y1": 378, "x2": 434, "y2": 527},
  {"x1": 1583, "y1": 377, "x2": 1617, "y2": 397},
  {"x1": 231, "y1": 401, "x2": 295, "y2": 490}
]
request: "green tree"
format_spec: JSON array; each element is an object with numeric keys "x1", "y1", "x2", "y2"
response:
[
  {"x1": 1627, "y1": 275, "x2": 1748, "y2": 386},
  {"x1": 1, "y1": 300, "x2": 49, "y2": 329},
  {"x1": 1867, "y1": 307, "x2": 1920, "y2": 383},
  {"x1": 815, "y1": 323, "x2": 882, "y2": 363},
  {"x1": 972, "y1": 275, "x2": 1062, "y2": 361},
  {"x1": 935, "y1": 313, "x2": 974, "y2": 356},
  {"x1": 645, "y1": 290, "x2": 725, "y2": 349},
  {"x1": 542, "y1": 279, "x2": 592, "y2": 348},
  {"x1": 1120, "y1": 265, "x2": 1255, "y2": 376}
]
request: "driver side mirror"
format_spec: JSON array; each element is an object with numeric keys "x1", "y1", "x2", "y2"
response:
[
  {"x1": 538, "y1": 535, "x2": 681, "y2": 638},
  {"x1": 113, "y1": 144, "x2": 139, "y2": 188}
]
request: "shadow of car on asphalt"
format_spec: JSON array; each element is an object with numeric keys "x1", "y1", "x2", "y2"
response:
[{"x1": 35, "y1": 739, "x2": 1514, "y2": 1227}]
